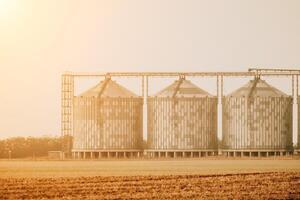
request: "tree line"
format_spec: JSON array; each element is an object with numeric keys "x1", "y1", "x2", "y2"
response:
[{"x1": 0, "y1": 136, "x2": 63, "y2": 158}]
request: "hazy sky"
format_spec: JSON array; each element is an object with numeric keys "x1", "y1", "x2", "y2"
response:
[{"x1": 0, "y1": 0, "x2": 300, "y2": 140}]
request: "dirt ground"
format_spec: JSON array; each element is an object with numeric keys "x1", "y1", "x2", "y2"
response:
[
  {"x1": 0, "y1": 159, "x2": 300, "y2": 199},
  {"x1": 0, "y1": 158, "x2": 300, "y2": 177},
  {"x1": 0, "y1": 172, "x2": 299, "y2": 199}
]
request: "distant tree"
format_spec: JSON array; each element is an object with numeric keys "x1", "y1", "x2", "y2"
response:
[{"x1": 0, "y1": 136, "x2": 63, "y2": 159}]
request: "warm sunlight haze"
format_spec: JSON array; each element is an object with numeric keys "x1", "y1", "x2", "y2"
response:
[{"x1": 0, "y1": 1, "x2": 300, "y2": 199}]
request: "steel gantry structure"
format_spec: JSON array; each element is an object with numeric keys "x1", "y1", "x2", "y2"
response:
[{"x1": 61, "y1": 69, "x2": 300, "y2": 156}]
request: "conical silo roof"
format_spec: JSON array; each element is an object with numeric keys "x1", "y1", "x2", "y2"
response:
[
  {"x1": 80, "y1": 78, "x2": 138, "y2": 97},
  {"x1": 154, "y1": 78, "x2": 212, "y2": 97},
  {"x1": 228, "y1": 78, "x2": 288, "y2": 97}
]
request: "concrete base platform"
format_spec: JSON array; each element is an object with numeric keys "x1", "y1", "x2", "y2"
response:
[
  {"x1": 72, "y1": 150, "x2": 143, "y2": 159},
  {"x1": 144, "y1": 150, "x2": 218, "y2": 158},
  {"x1": 221, "y1": 149, "x2": 293, "y2": 157}
]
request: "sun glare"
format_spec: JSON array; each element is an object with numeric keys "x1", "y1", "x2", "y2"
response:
[{"x1": 0, "y1": 0, "x2": 17, "y2": 18}]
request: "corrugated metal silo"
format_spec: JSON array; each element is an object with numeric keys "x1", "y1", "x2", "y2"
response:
[
  {"x1": 147, "y1": 77, "x2": 218, "y2": 153},
  {"x1": 222, "y1": 77, "x2": 293, "y2": 152},
  {"x1": 73, "y1": 77, "x2": 143, "y2": 154}
]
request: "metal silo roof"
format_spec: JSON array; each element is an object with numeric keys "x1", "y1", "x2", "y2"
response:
[
  {"x1": 80, "y1": 78, "x2": 138, "y2": 97},
  {"x1": 154, "y1": 78, "x2": 212, "y2": 97},
  {"x1": 228, "y1": 77, "x2": 288, "y2": 97}
]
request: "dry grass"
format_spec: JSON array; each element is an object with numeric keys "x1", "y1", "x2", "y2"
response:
[{"x1": 0, "y1": 159, "x2": 300, "y2": 178}]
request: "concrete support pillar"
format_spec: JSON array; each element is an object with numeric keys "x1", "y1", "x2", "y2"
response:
[
  {"x1": 233, "y1": 152, "x2": 236, "y2": 157},
  {"x1": 83, "y1": 152, "x2": 86, "y2": 159},
  {"x1": 98, "y1": 152, "x2": 101, "y2": 159},
  {"x1": 191, "y1": 152, "x2": 194, "y2": 158},
  {"x1": 183, "y1": 152, "x2": 185, "y2": 158},
  {"x1": 91, "y1": 152, "x2": 94, "y2": 159},
  {"x1": 249, "y1": 152, "x2": 252, "y2": 157}
]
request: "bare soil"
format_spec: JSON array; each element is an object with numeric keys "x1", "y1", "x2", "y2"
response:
[{"x1": 0, "y1": 172, "x2": 299, "y2": 199}]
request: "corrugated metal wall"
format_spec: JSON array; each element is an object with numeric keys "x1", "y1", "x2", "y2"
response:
[
  {"x1": 223, "y1": 97, "x2": 293, "y2": 150},
  {"x1": 73, "y1": 97, "x2": 143, "y2": 150},
  {"x1": 147, "y1": 97, "x2": 218, "y2": 150}
]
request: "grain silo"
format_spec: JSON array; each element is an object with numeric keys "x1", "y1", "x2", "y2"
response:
[
  {"x1": 147, "y1": 77, "x2": 218, "y2": 158},
  {"x1": 72, "y1": 77, "x2": 143, "y2": 159},
  {"x1": 222, "y1": 77, "x2": 293, "y2": 156}
]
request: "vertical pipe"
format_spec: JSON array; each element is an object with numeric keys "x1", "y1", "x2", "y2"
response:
[
  {"x1": 292, "y1": 75, "x2": 298, "y2": 150},
  {"x1": 295, "y1": 75, "x2": 300, "y2": 148},
  {"x1": 144, "y1": 76, "x2": 148, "y2": 148},
  {"x1": 217, "y1": 76, "x2": 221, "y2": 153}
]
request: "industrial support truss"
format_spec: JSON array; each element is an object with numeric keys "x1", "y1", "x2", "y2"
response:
[{"x1": 61, "y1": 68, "x2": 300, "y2": 154}]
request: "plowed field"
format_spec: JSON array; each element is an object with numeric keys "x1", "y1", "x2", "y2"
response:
[{"x1": 1, "y1": 172, "x2": 299, "y2": 199}]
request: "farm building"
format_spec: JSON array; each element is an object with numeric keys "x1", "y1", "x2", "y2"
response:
[
  {"x1": 72, "y1": 77, "x2": 143, "y2": 159},
  {"x1": 146, "y1": 77, "x2": 218, "y2": 158},
  {"x1": 222, "y1": 77, "x2": 293, "y2": 156}
]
